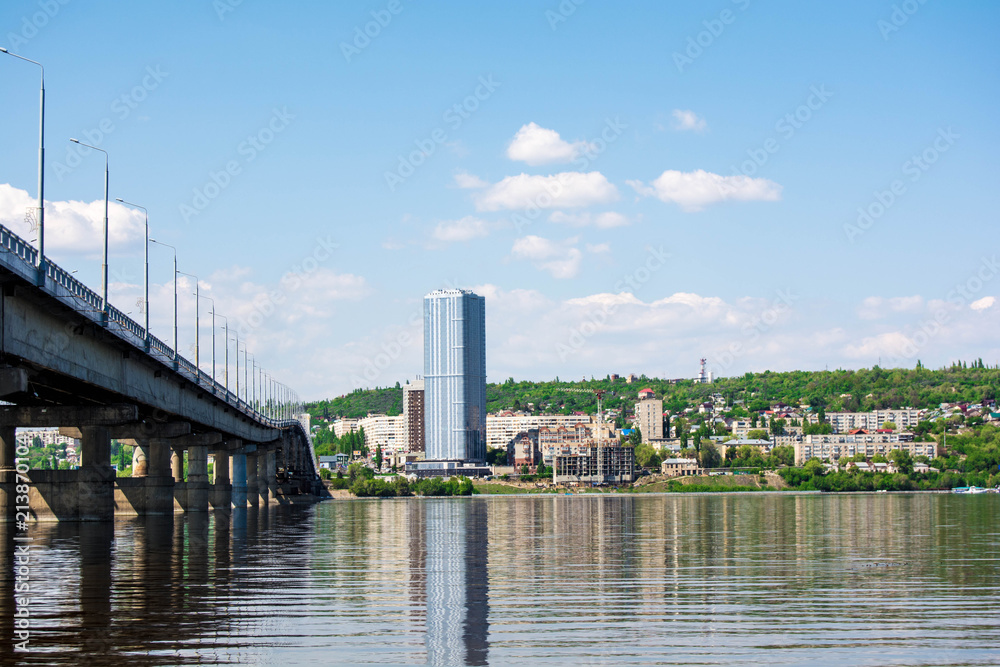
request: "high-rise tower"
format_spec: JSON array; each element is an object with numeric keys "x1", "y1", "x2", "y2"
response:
[{"x1": 423, "y1": 289, "x2": 486, "y2": 464}]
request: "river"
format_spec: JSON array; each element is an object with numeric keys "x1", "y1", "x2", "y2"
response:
[{"x1": 2, "y1": 493, "x2": 999, "y2": 665}]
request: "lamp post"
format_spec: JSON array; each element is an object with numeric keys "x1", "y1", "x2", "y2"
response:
[
  {"x1": 149, "y1": 239, "x2": 177, "y2": 365},
  {"x1": 1, "y1": 48, "x2": 45, "y2": 281},
  {"x1": 69, "y1": 138, "x2": 109, "y2": 323},
  {"x1": 115, "y1": 198, "x2": 149, "y2": 348},
  {"x1": 196, "y1": 294, "x2": 216, "y2": 386},
  {"x1": 177, "y1": 270, "x2": 200, "y2": 376},
  {"x1": 217, "y1": 314, "x2": 229, "y2": 394}
]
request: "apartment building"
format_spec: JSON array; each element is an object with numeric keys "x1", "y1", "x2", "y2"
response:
[
  {"x1": 357, "y1": 414, "x2": 406, "y2": 453},
  {"x1": 819, "y1": 409, "x2": 923, "y2": 433},
  {"x1": 486, "y1": 412, "x2": 594, "y2": 451},
  {"x1": 403, "y1": 379, "x2": 425, "y2": 453},
  {"x1": 633, "y1": 394, "x2": 663, "y2": 443},
  {"x1": 794, "y1": 432, "x2": 935, "y2": 465},
  {"x1": 661, "y1": 458, "x2": 703, "y2": 477}
]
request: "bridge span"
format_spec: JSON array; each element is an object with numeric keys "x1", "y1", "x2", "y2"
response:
[{"x1": 0, "y1": 224, "x2": 326, "y2": 521}]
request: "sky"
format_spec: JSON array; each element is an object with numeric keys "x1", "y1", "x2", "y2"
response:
[{"x1": 1, "y1": 0, "x2": 998, "y2": 401}]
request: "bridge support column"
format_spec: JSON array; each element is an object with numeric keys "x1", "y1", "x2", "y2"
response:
[
  {"x1": 171, "y1": 448, "x2": 184, "y2": 482},
  {"x1": 246, "y1": 452, "x2": 258, "y2": 508},
  {"x1": 132, "y1": 443, "x2": 149, "y2": 476},
  {"x1": 267, "y1": 449, "x2": 279, "y2": 500},
  {"x1": 140, "y1": 439, "x2": 175, "y2": 516},
  {"x1": 230, "y1": 454, "x2": 247, "y2": 509},
  {"x1": 257, "y1": 449, "x2": 269, "y2": 506},
  {"x1": 186, "y1": 445, "x2": 209, "y2": 512},
  {"x1": 78, "y1": 426, "x2": 115, "y2": 521},
  {"x1": 211, "y1": 450, "x2": 231, "y2": 512},
  {"x1": 0, "y1": 426, "x2": 17, "y2": 521},
  {"x1": 170, "y1": 446, "x2": 185, "y2": 512}
]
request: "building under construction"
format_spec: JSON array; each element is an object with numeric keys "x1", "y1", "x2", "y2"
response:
[{"x1": 553, "y1": 440, "x2": 636, "y2": 485}]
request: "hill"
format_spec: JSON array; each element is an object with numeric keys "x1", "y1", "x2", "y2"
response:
[{"x1": 305, "y1": 363, "x2": 999, "y2": 419}]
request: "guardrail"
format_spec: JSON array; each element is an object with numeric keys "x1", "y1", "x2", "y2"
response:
[{"x1": 0, "y1": 223, "x2": 303, "y2": 433}]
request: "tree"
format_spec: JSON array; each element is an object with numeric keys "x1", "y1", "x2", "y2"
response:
[
  {"x1": 770, "y1": 418, "x2": 786, "y2": 436},
  {"x1": 629, "y1": 426, "x2": 642, "y2": 446},
  {"x1": 889, "y1": 448, "x2": 914, "y2": 475},
  {"x1": 699, "y1": 443, "x2": 721, "y2": 469},
  {"x1": 882, "y1": 421, "x2": 897, "y2": 431},
  {"x1": 374, "y1": 444, "x2": 383, "y2": 470},
  {"x1": 747, "y1": 429, "x2": 768, "y2": 440},
  {"x1": 803, "y1": 458, "x2": 825, "y2": 477},
  {"x1": 635, "y1": 443, "x2": 662, "y2": 469}
]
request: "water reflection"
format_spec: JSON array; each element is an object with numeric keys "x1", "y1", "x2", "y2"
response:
[{"x1": 0, "y1": 494, "x2": 998, "y2": 665}]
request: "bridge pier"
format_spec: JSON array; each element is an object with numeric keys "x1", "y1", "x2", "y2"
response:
[
  {"x1": 78, "y1": 426, "x2": 115, "y2": 521},
  {"x1": 211, "y1": 449, "x2": 231, "y2": 513},
  {"x1": 187, "y1": 445, "x2": 209, "y2": 512},
  {"x1": 257, "y1": 449, "x2": 269, "y2": 506},
  {"x1": 246, "y1": 451, "x2": 259, "y2": 508},
  {"x1": 0, "y1": 426, "x2": 16, "y2": 522},
  {"x1": 230, "y1": 452, "x2": 247, "y2": 509}
]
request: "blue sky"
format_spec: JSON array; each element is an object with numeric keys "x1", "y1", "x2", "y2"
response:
[{"x1": 1, "y1": 0, "x2": 998, "y2": 399}]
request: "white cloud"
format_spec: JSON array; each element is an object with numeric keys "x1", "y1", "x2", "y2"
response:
[
  {"x1": 0, "y1": 183, "x2": 145, "y2": 255},
  {"x1": 971, "y1": 296, "x2": 995, "y2": 311},
  {"x1": 672, "y1": 109, "x2": 707, "y2": 132},
  {"x1": 549, "y1": 211, "x2": 630, "y2": 228},
  {"x1": 843, "y1": 332, "x2": 916, "y2": 360},
  {"x1": 628, "y1": 169, "x2": 782, "y2": 212},
  {"x1": 453, "y1": 172, "x2": 488, "y2": 189},
  {"x1": 475, "y1": 172, "x2": 618, "y2": 212},
  {"x1": 432, "y1": 216, "x2": 492, "y2": 243},
  {"x1": 857, "y1": 295, "x2": 924, "y2": 320},
  {"x1": 506, "y1": 122, "x2": 592, "y2": 165},
  {"x1": 511, "y1": 235, "x2": 583, "y2": 279}
]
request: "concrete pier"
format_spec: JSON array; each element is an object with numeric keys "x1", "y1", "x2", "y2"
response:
[
  {"x1": 211, "y1": 450, "x2": 232, "y2": 512},
  {"x1": 187, "y1": 445, "x2": 209, "y2": 512},
  {"x1": 231, "y1": 453, "x2": 247, "y2": 509},
  {"x1": 246, "y1": 451, "x2": 259, "y2": 508}
]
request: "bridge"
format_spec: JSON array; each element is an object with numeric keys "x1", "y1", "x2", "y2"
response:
[{"x1": 0, "y1": 223, "x2": 325, "y2": 522}]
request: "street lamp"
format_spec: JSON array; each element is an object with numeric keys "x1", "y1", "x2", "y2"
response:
[
  {"x1": 69, "y1": 138, "x2": 108, "y2": 323},
  {"x1": 216, "y1": 313, "x2": 229, "y2": 394},
  {"x1": 149, "y1": 239, "x2": 177, "y2": 365},
  {"x1": 1, "y1": 48, "x2": 45, "y2": 281},
  {"x1": 177, "y1": 270, "x2": 200, "y2": 376},
  {"x1": 197, "y1": 293, "x2": 216, "y2": 386},
  {"x1": 115, "y1": 198, "x2": 149, "y2": 348}
]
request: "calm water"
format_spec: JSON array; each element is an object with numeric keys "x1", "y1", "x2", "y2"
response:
[{"x1": 2, "y1": 493, "x2": 999, "y2": 666}]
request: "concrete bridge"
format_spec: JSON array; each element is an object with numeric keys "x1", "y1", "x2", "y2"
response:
[{"x1": 0, "y1": 224, "x2": 325, "y2": 521}]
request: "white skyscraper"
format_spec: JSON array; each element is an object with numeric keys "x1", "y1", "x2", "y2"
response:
[{"x1": 423, "y1": 289, "x2": 486, "y2": 464}]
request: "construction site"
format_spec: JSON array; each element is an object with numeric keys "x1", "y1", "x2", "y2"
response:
[{"x1": 552, "y1": 441, "x2": 637, "y2": 485}]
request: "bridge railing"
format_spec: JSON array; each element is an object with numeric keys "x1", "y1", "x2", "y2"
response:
[{"x1": 0, "y1": 223, "x2": 305, "y2": 432}]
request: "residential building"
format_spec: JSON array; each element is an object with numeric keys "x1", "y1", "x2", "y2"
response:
[
  {"x1": 357, "y1": 414, "x2": 405, "y2": 453},
  {"x1": 661, "y1": 458, "x2": 703, "y2": 477},
  {"x1": 633, "y1": 395, "x2": 663, "y2": 443},
  {"x1": 403, "y1": 379, "x2": 425, "y2": 453},
  {"x1": 539, "y1": 423, "x2": 594, "y2": 463},
  {"x1": 553, "y1": 441, "x2": 636, "y2": 484},
  {"x1": 423, "y1": 289, "x2": 487, "y2": 464},
  {"x1": 818, "y1": 409, "x2": 923, "y2": 433},
  {"x1": 794, "y1": 432, "x2": 935, "y2": 465},
  {"x1": 486, "y1": 412, "x2": 595, "y2": 451},
  {"x1": 507, "y1": 430, "x2": 540, "y2": 468},
  {"x1": 332, "y1": 418, "x2": 360, "y2": 438}
]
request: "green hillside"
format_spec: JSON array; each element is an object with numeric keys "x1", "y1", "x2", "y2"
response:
[{"x1": 306, "y1": 363, "x2": 999, "y2": 419}]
